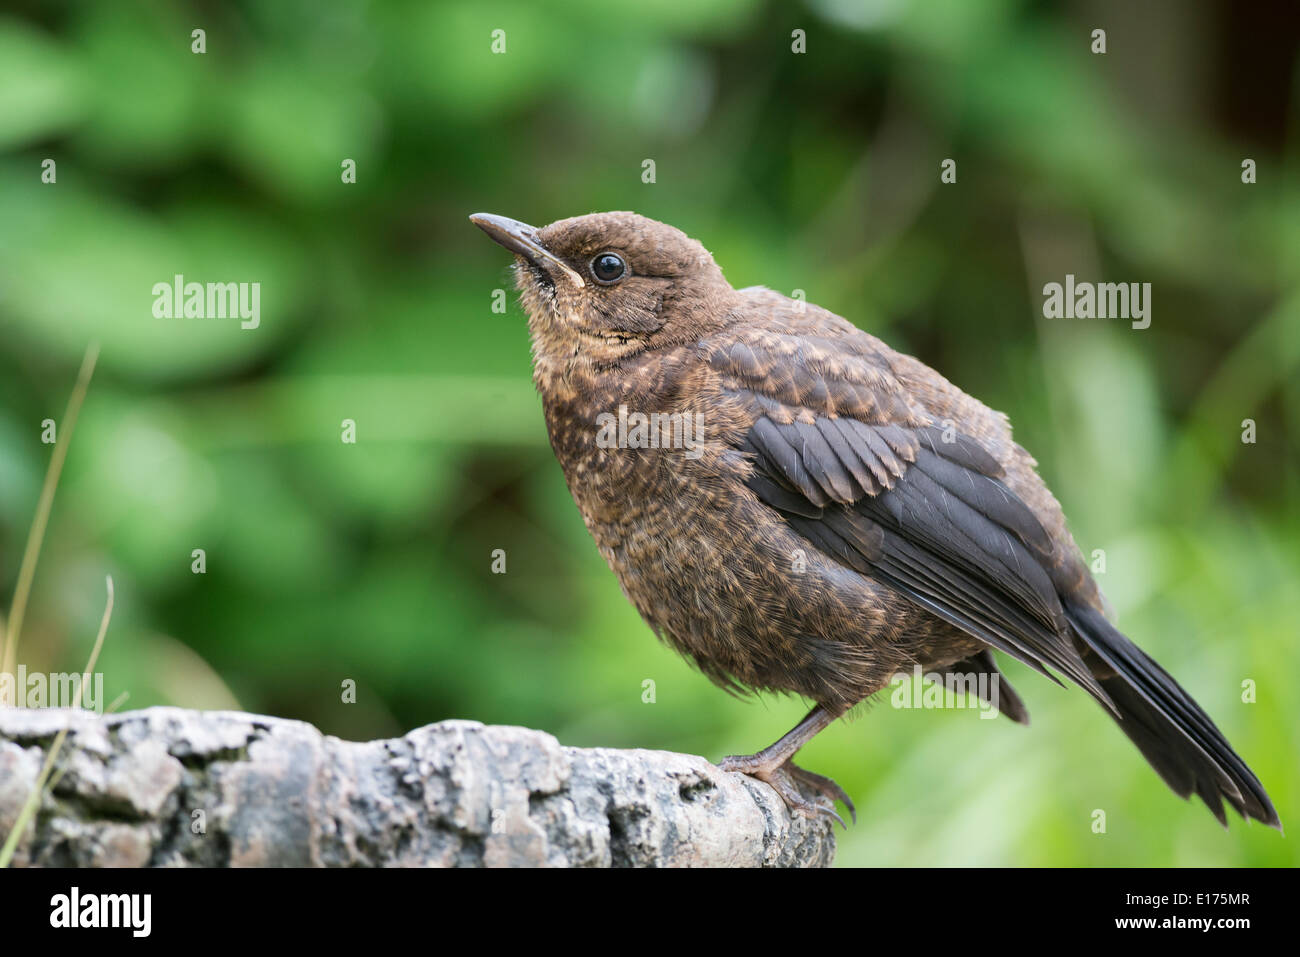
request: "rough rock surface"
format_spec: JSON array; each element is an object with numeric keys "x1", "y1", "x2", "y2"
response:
[{"x1": 0, "y1": 707, "x2": 835, "y2": 867}]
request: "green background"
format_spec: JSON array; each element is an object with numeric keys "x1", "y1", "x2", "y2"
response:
[{"x1": 0, "y1": 0, "x2": 1296, "y2": 866}]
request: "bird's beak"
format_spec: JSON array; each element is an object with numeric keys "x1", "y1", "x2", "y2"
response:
[{"x1": 469, "y1": 213, "x2": 585, "y2": 287}]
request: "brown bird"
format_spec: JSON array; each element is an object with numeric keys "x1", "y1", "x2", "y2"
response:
[{"x1": 470, "y1": 209, "x2": 1280, "y2": 830}]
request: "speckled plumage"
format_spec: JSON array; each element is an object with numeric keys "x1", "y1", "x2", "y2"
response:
[{"x1": 472, "y1": 210, "x2": 1278, "y2": 829}]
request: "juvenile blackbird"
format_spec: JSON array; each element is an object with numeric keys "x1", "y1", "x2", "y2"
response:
[{"x1": 470, "y1": 210, "x2": 1280, "y2": 830}]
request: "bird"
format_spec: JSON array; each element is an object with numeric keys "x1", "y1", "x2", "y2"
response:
[{"x1": 470, "y1": 209, "x2": 1280, "y2": 831}]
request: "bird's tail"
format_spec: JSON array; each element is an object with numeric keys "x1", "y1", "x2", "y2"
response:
[{"x1": 1065, "y1": 600, "x2": 1280, "y2": 829}]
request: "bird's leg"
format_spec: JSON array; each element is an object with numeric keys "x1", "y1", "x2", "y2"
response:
[
  {"x1": 718, "y1": 705, "x2": 835, "y2": 775},
  {"x1": 719, "y1": 705, "x2": 856, "y2": 827}
]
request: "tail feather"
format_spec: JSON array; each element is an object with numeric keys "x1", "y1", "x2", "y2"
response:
[{"x1": 1066, "y1": 600, "x2": 1280, "y2": 830}]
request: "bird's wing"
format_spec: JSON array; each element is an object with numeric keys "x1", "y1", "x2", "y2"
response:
[{"x1": 702, "y1": 324, "x2": 1107, "y2": 700}]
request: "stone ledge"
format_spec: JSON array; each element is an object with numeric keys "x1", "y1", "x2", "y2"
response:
[{"x1": 0, "y1": 706, "x2": 835, "y2": 867}]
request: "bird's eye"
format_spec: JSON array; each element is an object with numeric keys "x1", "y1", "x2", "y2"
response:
[{"x1": 590, "y1": 252, "x2": 627, "y2": 284}]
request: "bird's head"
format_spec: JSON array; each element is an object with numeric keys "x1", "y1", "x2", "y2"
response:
[{"x1": 470, "y1": 211, "x2": 733, "y2": 370}]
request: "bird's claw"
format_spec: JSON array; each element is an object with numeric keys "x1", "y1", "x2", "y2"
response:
[
  {"x1": 786, "y1": 763, "x2": 857, "y2": 824},
  {"x1": 719, "y1": 754, "x2": 855, "y2": 829}
]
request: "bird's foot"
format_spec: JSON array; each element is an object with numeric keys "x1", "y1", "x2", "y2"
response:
[{"x1": 718, "y1": 753, "x2": 856, "y2": 829}]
